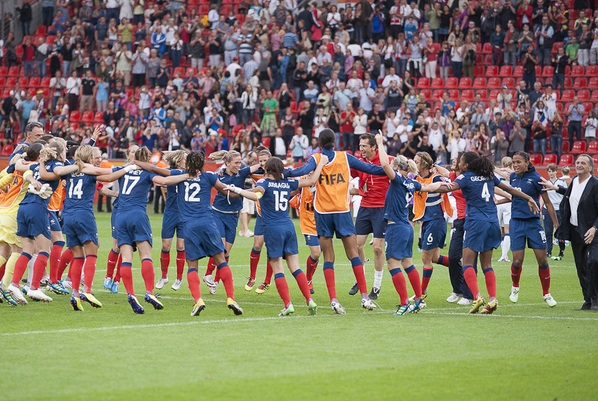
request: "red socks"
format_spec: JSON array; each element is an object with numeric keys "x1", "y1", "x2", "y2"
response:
[
  {"x1": 350, "y1": 257, "x2": 367, "y2": 295},
  {"x1": 31, "y1": 252, "x2": 49, "y2": 290},
  {"x1": 176, "y1": 250, "x2": 185, "y2": 280},
  {"x1": 250, "y1": 248, "x2": 261, "y2": 280},
  {"x1": 83, "y1": 255, "x2": 97, "y2": 293},
  {"x1": 141, "y1": 258, "x2": 155, "y2": 293},
  {"x1": 217, "y1": 262, "x2": 235, "y2": 298},
  {"x1": 390, "y1": 268, "x2": 408, "y2": 305},
  {"x1": 322, "y1": 262, "x2": 337, "y2": 301},
  {"x1": 306, "y1": 255, "x2": 318, "y2": 281},
  {"x1": 70, "y1": 257, "x2": 85, "y2": 295},
  {"x1": 463, "y1": 265, "x2": 480, "y2": 299},
  {"x1": 421, "y1": 267, "x2": 433, "y2": 294},
  {"x1": 49, "y1": 241, "x2": 64, "y2": 283},
  {"x1": 57, "y1": 248, "x2": 73, "y2": 280},
  {"x1": 538, "y1": 264, "x2": 551, "y2": 295},
  {"x1": 483, "y1": 267, "x2": 496, "y2": 299},
  {"x1": 187, "y1": 268, "x2": 202, "y2": 302},
  {"x1": 404, "y1": 265, "x2": 422, "y2": 298},
  {"x1": 160, "y1": 250, "x2": 170, "y2": 279},
  {"x1": 114, "y1": 255, "x2": 122, "y2": 282},
  {"x1": 274, "y1": 272, "x2": 291, "y2": 306},
  {"x1": 120, "y1": 262, "x2": 135, "y2": 295},
  {"x1": 292, "y1": 269, "x2": 311, "y2": 303},
  {"x1": 11, "y1": 253, "x2": 32, "y2": 286},
  {"x1": 511, "y1": 264, "x2": 522, "y2": 287},
  {"x1": 264, "y1": 261, "x2": 273, "y2": 284},
  {"x1": 436, "y1": 255, "x2": 449, "y2": 267},
  {"x1": 106, "y1": 249, "x2": 119, "y2": 279}
]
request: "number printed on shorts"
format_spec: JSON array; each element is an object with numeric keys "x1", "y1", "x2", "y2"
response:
[
  {"x1": 539, "y1": 230, "x2": 547, "y2": 243},
  {"x1": 183, "y1": 182, "x2": 201, "y2": 202},
  {"x1": 121, "y1": 175, "x2": 140, "y2": 195},
  {"x1": 427, "y1": 232, "x2": 434, "y2": 245}
]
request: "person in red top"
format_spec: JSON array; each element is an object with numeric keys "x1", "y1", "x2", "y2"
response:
[
  {"x1": 22, "y1": 36, "x2": 36, "y2": 78},
  {"x1": 349, "y1": 134, "x2": 393, "y2": 299},
  {"x1": 339, "y1": 103, "x2": 356, "y2": 152}
]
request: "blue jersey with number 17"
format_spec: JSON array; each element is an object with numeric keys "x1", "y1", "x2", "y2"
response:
[
  {"x1": 117, "y1": 169, "x2": 157, "y2": 210},
  {"x1": 256, "y1": 178, "x2": 299, "y2": 224},
  {"x1": 455, "y1": 171, "x2": 501, "y2": 222},
  {"x1": 176, "y1": 171, "x2": 219, "y2": 222},
  {"x1": 384, "y1": 173, "x2": 422, "y2": 224}
]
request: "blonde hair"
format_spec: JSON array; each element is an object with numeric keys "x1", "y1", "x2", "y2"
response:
[
  {"x1": 209, "y1": 150, "x2": 242, "y2": 164},
  {"x1": 39, "y1": 141, "x2": 66, "y2": 162},
  {"x1": 501, "y1": 156, "x2": 513, "y2": 168},
  {"x1": 415, "y1": 151, "x2": 434, "y2": 170},
  {"x1": 163, "y1": 149, "x2": 189, "y2": 168},
  {"x1": 135, "y1": 146, "x2": 152, "y2": 163},
  {"x1": 394, "y1": 155, "x2": 418, "y2": 174},
  {"x1": 74, "y1": 145, "x2": 95, "y2": 164}
]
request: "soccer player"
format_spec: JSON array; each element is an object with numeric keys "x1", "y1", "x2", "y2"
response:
[
  {"x1": 61, "y1": 145, "x2": 135, "y2": 311},
  {"x1": 288, "y1": 129, "x2": 385, "y2": 314},
  {"x1": 441, "y1": 151, "x2": 539, "y2": 314},
  {"x1": 225, "y1": 156, "x2": 326, "y2": 316},
  {"x1": 348, "y1": 134, "x2": 392, "y2": 300},
  {"x1": 412, "y1": 151, "x2": 453, "y2": 298},
  {"x1": 375, "y1": 134, "x2": 443, "y2": 315},
  {"x1": 495, "y1": 157, "x2": 514, "y2": 263},
  {"x1": 155, "y1": 150, "x2": 188, "y2": 291},
  {"x1": 9, "y1": 141, "x2": 80, "y2": 303},
  {"x1": 508, "y1": 151, "x2": 559, "y2": 307},
  {"x1": 0, "y1": 143, "x2": 45, "y2": 305},
  {"x1": 152, "y1": 151, "x2": 243, "y2": 317}
]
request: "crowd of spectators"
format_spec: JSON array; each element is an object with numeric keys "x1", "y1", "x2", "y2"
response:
[{"x1": 0, "y1": 0, "x2": 597, "y2": 165}]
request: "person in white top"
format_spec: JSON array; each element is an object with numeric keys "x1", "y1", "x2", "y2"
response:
[
  {"x1": 585, "y1": 110, "x2": 597, "y2": 144},
  {"x1": 495, "y1": 157, "x2": 514, "y2": 263},
  {"x1": 381, "y1": 66, "x2": 401, "y2": 88},
  {"x1": 541, "y1": 84, "x2": 557, "y2": 120},
  {"x1": 66, "y1": 70, "x2": 81, "y2": 112}
]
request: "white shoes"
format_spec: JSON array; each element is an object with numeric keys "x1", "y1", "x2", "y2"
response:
[
  {"x1": 361, "y1": 298, "x2": 377, "y2": 311},
  {"x1": 543, "y1": 293, "x2": 557, "y2": 307},
  {"x1": 457, "y1": 297, "x2": 472, "y2": 305},
  {"x1": 27, "y1": 288, "x2": 53, "y2": 302},
  {"x1": 8, "y1": 284, "x2": 28, "y2": 305},
  {"x1": 171, "y1": 279, "x2": 182, "y2": 291},
  {"x1": 509, "y1": 286, "x2": 520, "y2": 303},
  {"x1": 498, "y1": 257, "x2": 511, "y2": 263},
  {"x1": 239, "y1": 230, "x2": 254, "y2": 237},
  {"x1": 202, "y1": 274, "x2": 215, "y2": 287},
  {"x1": 330, "y1": 301, "x2": 346, "y2": 315},
  {"x1": 446, "y1": 292, "x2": 461, "y2": 303},
  {"x1": 155, "y1": 277, "x2": 168, "y2": 290}
]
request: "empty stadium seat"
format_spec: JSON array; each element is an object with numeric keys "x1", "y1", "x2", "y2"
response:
[
  {"x1": 81, "y1": 111, "x2": 94, "y2": 123},
  {"x1": 502, "y1": 77, "x2": 515, "y2": 88},
  {"x1": 571, "y1": 141, "x2": 587, "y2": 154},
  {"x1": 8, "y1": 67, "x2": 20, "y2": 77},
  {"x1": 587, "y1": 66, "x2": 598, "y2": 76},
  {"x1": 574, "y1": 78, "x2": 587, "y2": 88},
  {"x1": 541, "y1": 66, "x2": 554, "y2": 77},
  {"x1": 587, "y1": 141, "x2": 598, "y2": 154},
  {"x1": 458, "y1": 77, "x2": 472, "y2": 88},
  {"x1": 561, "y1": 90, "x2": 575, "y2": 102},
  {"x1": 70, "y1": 111, "x2": 81, "y2": 122},
  {"x1": 542, "y1": 154, "x2": 558, "y2": 166},
  {"x1": 445, "y1": 77, "x2": 458, "y2": 89},
  {"x1": 486, "y1": 66, "x2": 499, "y2": 76},
  {"x1": 499, "y1": 66, "x2": 512, "y2": 77},
  {"x1": 571, "y1": 65, "x2": 585, "y2": 77},
  {"x1": 578, "y1": 90, "x2": 590, "y2": 101},
  {"x1": 431, "y1": 78, "x2": 444, "y2": 87},
  {"x1": 559, "y1": 154, "x2": 574, "y2": 166},
  {"x1": 1, "y1": 144, "x2": 14, "y2": 156},
  {"x1": 416, "y1": 77, "x2": 430, "y2": 88},
  {"x1": 473, "y1": 77, "x2": 487, "y2": 88},
  {"x1": 487, "y1": 78, "x2": 501, "y2": 88},
  {"x1": 461, "y1": 90, "x2": 474, "y2": 101},
  {"x1": 513, "y1": 66, "x2": 523, "y2": 77},
  {"x1": 530, "y1": 154, "x2": 543, "y2": 165}
]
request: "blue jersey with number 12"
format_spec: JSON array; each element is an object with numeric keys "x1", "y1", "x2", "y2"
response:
[
  {"x1": 176, "y1": 171, "x2": 219, "y2": 222},
  {"x1": 454, "y1": 171, "x2": 501, "y2": 222},
  {"x1": 117, "y1": 169, "x2": 157, "y2": 210},
  {"x1": 256, "y1": 178, "x2": 299, "y2": 224}
]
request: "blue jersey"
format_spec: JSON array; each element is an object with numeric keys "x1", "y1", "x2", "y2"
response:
[
  {"x1": 420, "y1": 175, "x2": 445, "y2": 222},
  {"x1": 163, "y1": 169, "x2": 184, "y2": 215},
  {"x1": 20, "y1": 160, "x2": 64, "y2": 207},
  {"x1": 176, "y1": 171, "x2": 219, "y2": 222},
  {"x1": 256, "y1": 178, "x2": 300, "y2": 224},
  {"x1": 212, "y1": 167, "x2": 252, "y2": 213},
  {"x1": 63, "y1": 171, "x2": 98, "y2": 213},
  {"x1": 384, "y1": 173, "x2": 422, "y2": 224},
  {"x1": 510, "y1": 170, "x2": 542, "y2": 220},
  {"x1": 288, "y1": 148, "x2": 385, "y2": 177},
  {"x1": 117, "y1": 169, "x2": 157, "y2": 210},
  {"x1": 455, "y1": 171, "x2": 501, "y2": 222}
]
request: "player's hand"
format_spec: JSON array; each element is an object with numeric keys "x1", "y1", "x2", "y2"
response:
[
  {"x1": 584, "y1": 227, "x2": 596, "y2": 244},
  {"x1": 92, "y1": 125, "x2": 102, "y2": 140},
  {"x1": 375, "y1": 132, "x2": 384, "y2": 144},
  {"x1": 319, "y1": 155, "x2": 329, "y2": 165},
  {"x1": 528, "y1": 199, "x2": 540, "y2": 214},
  {"x1": 538, "y1": 177, "x2": 558, "y2": 192}
]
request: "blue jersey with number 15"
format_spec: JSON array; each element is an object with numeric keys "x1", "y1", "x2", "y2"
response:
[
  {"x1": 256, "y1": 178, "x2": 299, "y2": 224},
  {"x1": 176, "y1": 171, "x2": 219, "y2": 222},
  {"x1": 455, "y1": 171, "x2": 501, "y2": 222},
  {"x1": 117, "y1": 169, "x2": 157, "y2": 210}
]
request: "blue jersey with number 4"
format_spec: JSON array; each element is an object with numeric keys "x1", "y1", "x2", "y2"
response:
[
  {"x1": 117, "y1": 169, "x2": 157, "y2": 210},
  {"x1": 63, "y1": 171, "x2": 98, "y2": 212},
  {"x1": 510, "y1": 170, "x2": 542, "y2": 220},
  {"x1": 256, "y1": 178, "x2": 299, "y2": 224},
  {"x1": 176, "y1": 171, "x2": 219, "y2": 222},
  {"x1": 384, "y1": 173, "x2": 422, "y2": 224},
  {"x1": 455, "y1": 171, "x2": 500, "y2": 222}
]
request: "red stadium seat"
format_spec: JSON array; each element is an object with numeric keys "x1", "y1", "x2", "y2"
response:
[
  {"x1": 70, "y1": 110, "x2": 81, "y2": 122},
  {"x1": 8, "y1": 67, "x2": 20, "y2": 77},
  {"x1": 431, "y1": 77, "x2": 444, "y2": 87},
  {"x1": 513, "y1": 66, "x2": 523, "y2": 77},
  {"x1": 542, "y1": 153, "x2": 557, "y2": 166},
  {"x1": 94, "y1": 111, "x2": 104, "y2": 123},
  {"x1": 262, "y1": 137, "x2": 271, "y2": 148},
  {"x1": 5, "y1": 77, "x2": 16, "y2": 87},
  {"x1": 593, "y1": 154, "x2": 598, "y2": 166},
  {"x1": 1, "y1": 144, "x2": 14, "y2": 156},
  {"x1": 587, "y1": 66, "x2": 598, "y2": 76},
  {"x1": 578, "y1": 90, "x2": 590, "y2": 101},
  {"x1": 530, "y1": 154, "x2": 543, "y2": 165},
  {"x1": 445, "y1": 77, "x2": 458, "y2": 89},
  {"x1": 562, "y1": 141, "x2": 570, "y2": 153},
  {"x1": 487, "y1": 77, "x2": 501, "y2": 88},
  {"x1": 448, "y1": 89, "x2": 459, "y2": 99},
  {"x1": 18, "y1": 77, "x2": 29, "y2": 88},
  {"x1": 0, "y1": 67, "x2": 7, "y2": 77},
  {"x1": 499, "y1": 66, "x2": 512, "y2": 77},
  {"x1": 502, "y1": 77, "x2": 515, "y2": 88},
  {"x1": 486, "y1": 66, "x2": 499, "y2": 76},
  {"x1": 481, "y1": 43, "x2": 493, "y2": 54},
  {"x1": 561, "y1": 90, "x2": 575, "y2": 102},
  {"x1": 473, "y1": 77, "x2": 487, "y2": 88},
  {"x1": 458, "y1": 77, "x2": 472, "y2": 88},
  {"x1": 559, "y1": 154, "x2": 574, "y2": 166},
  {"x1": 574, "y1": 78, "x2": 587, "y2": 88},
  {"x1": 474, "y1": 66, "x2": 485, "y2": 76},
  {"x1": 477, "y1": 90, "x2": 488, "y2": 101},
  {"x1": 588, "y1": 141, "x2": 598, "y2": 154},
  {"x1": 0, "y1": 77, "x2": 4, "y2": 87},
  {"x1": 28, "y1": 77, "x2": 40, "y2": 88},
  {"x1": 571, "y1": 141, "x2": 586, "y2": 154},
  {"x1": 419, "y1": 89, "x2": 432, "y2": 99},
  {"x1": 36, "y1": 25, "x2": 47, "y2": 36},
  {"x1": 416, "y1": 77, "x2": 430, "y2": 88},
  {"x1": 570, "y1": 65, "x2": 584, "y2": 77},
  {"x1": 461, "y1": 89, "x2": 474, "y2": 101},
  {"x1": 81, "y1": 111, "x2": 94, "y2": 123}
]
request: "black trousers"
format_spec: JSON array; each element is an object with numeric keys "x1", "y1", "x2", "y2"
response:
[
  {"x1": 448, "y1": 218, "x2": 477, "y2": 300},
  {"x1": 570, "y1": 227, "x2": 598, "y2": 304}
]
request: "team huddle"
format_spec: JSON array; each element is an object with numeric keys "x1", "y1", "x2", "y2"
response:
[{"x1": 0, "y1": 123, "x2": 562, "y2": 316}]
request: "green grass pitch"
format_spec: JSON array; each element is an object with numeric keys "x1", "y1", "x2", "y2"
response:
[{"x1": 1, "y1": 210, "x2": 597, "y2": 401}]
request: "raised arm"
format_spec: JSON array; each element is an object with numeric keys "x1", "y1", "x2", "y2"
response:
[
  {"x1": 135, "y1": 160, "x2": 172, "y2": 176},
  {"x1": 347, "y1": 153, "x2": 386, "y2": 175},
  {"x1": 375, "y1": 133, "x2": 396, "y2": 180},
  {"x1": 299, "y1": 155, "x2": 328, "y2": 187},
  {"x1": 152, "y1": 173, "x2": 189, "y2": 186},
  {"x1": 287, "y1": 156, "x2": 317, "y2": 177}
]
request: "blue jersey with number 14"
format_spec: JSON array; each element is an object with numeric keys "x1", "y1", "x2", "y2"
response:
[
  {"x1": 454, "y1": 171, "x2": 501, "y2": 222},
  {"x1": 117, "y1": 169, "x2": 157, "y2": 210},
  {"x1": 256, "y1": 178, "x2": 299, "y2": 224},
  {"x1": 176, "y1": 171, "x2": 219, "y2": 222},
  {"x1": 63, "y1": 171, "x2": 98, "y2": 213}
]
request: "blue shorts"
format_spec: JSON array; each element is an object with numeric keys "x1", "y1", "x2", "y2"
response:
[
  {"x1": 16, "y1": 203, "x2": 51, "y2": 240},
  {"x1": 421, "y1": 219, "x2": 446, "y2": 250},
  {"x1": 385, "y1": 223, "x2": 414, "y2": 261},
  {"x1": 254, "y1": 215, "x2": 265, "y2": 236},
  {"x1": 304, "y1": 234, "x2": 320, "y2": 247},
  {"x1": 315, "y1": 211, "x2": 355, "y2": 238},
  {"x1": 161, "y1": 211, "x2": 185, "y2": 239},
  {"x1": 111, "y1": 207, "x2": 119, "y2": 239},
  {"x1": 510, "y1": 218, "x2": 547, "y2": 251},
  {"x1": 184, "y1": 218, "x2": 224, "y2": 261},
  {"x1": 115, "y1": 211, "x2": 153, "y2": 248},
  {"x1": 63, "y1": 212, "x2": 99, "y2": 248},
  {"x1": 265, "y1": 221, "x2": 298, "y2": 258},
  {"x1": 212, "y1": 210, "x2": 238, "y2": 244},
  {"x1": 463, "y1": 219, "x2": 501, "y2": 253},
  {"x1": 355, "y1": 207, "x2": 387, "y2": 238},
  {"x1": 48, "y1": 211, "x2": 61, "y2": 232}
]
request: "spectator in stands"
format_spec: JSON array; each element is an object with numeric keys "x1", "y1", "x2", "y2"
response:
[
  {"x1": 535, "y1": 16, "x2": 554, "y2": 66},
  {"x1": 567, "y1": 96, "x2": 585, "y2": 145}
]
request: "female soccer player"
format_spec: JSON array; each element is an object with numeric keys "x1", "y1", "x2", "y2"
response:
[
  {"x1": 224, "y1": 156, "x2": 327, "y2": 316},
  {"x1": 155, "y1": 149, "x2": 188, "y2": 291},
  {"x1": 62, "y1": 145, "x2": 137, "y2": 311},
  {"x1": 508, "y1": 151, "x2": 559, "y2": 308},
  {"x1": 152, "y1": 151, "x2": 243, "y2": 316},
  {"x1": 9, "y1": 141, "x2": 80, "y2": 303},
  {"x1": 0, "y1": 143, "x2": 45, "y2": 305},
  {"x1": 375, "y1": 134, "x2": 443, "y2": 315},
  {"x1": 412, "y1": 151, "x2": 453, "y2": 299},
  {"x1": 441, "y1": 151, "x2": 539, "y2": 314}
]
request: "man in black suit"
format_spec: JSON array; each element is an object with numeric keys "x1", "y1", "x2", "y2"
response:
[{"x1": 544, "y1": 154, "x2": 598, "y2": 310}]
